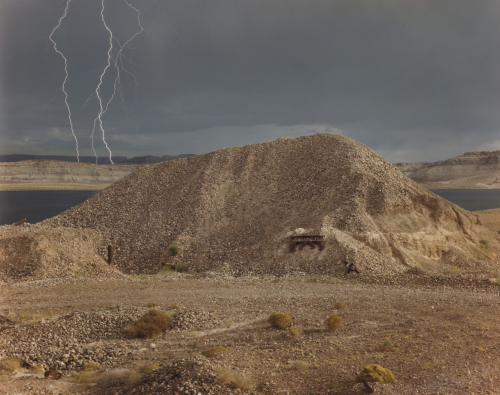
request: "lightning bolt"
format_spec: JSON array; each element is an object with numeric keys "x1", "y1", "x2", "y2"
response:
[
  {"x1": 91, "y1": 0, "x2": 145, "y2": 165},
  {"x1": 48, "y1": 0, "x2": 80, "y2": 162}
]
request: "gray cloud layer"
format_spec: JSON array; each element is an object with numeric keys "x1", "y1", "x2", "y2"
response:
[{"x1": 1, "y1": 0, "x2": 499, "y2": 162}]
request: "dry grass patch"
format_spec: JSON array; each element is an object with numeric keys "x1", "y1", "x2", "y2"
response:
[
  {"x1": 142, "y1": 364, "x2": 160, "y2": 373},
  {"x1": 77, "y1": 371, "x2": 98, "y2": 384},
  {"x1": 126, "y1": 309, "x2": 173, "y2": 338},
  {"x1": 381, "y1": 338, "x2": 392, "y2": 352},
  {"x1": 216, "y1": 368, "x2": 257, "y2": 390},
  {"x1": 202, "y1": 346, "x2": 227, "y2": 358},
  {"x1": 97, "y1": 369, "x2": 135, "y2": 388},
  {"x1": 290, "y1": 360, "x2": 309, "y2": 371},
  {"x1": 268, "y1": 313, "x2": 292, "y2": 329},
  {"x1": 0, "y1": 357, "x2": 22, "y2": 374}
]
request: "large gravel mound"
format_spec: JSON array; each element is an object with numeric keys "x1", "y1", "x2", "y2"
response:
[{"x1": 43, "y1": 134, "x2": 499, "y2": 276}]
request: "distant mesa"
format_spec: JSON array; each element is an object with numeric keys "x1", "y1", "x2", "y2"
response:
[
  {"x1": 0, "y1": 154, "x2": 196, "y2": 185},
  {"x1": 395, "y1": 151, "x2": 500, "y2": 189}
]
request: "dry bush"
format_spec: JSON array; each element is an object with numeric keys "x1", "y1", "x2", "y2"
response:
[
  {"x1": 30, "y1": 364, "x2": 44, "y2": 374},
  {"x1": 480, "y1": 239, "x2": 490, "y2": 250},
  {"x1": 381, "y1": 338, "x2": 392, "y2": 352},
  {"x1": 83, "y1": 362, "x2": 100, "y2": 372},
  {"x1": 334, "y1": 302, "x2": 347, "y2": 309},
  {"x1": 289, "y1": 325, "x2": 303, "y2": 338},
  {"x1": 216, "y1": 368, "x2": 256, "y2": 390},
  {"x1": 77, "y1": 371, "x2": 98, "y2": 384},
  {"x1": 268, "y1": 313, "x2": 292, "y2": 329},
  {"x1": 97, "y1": 369, "x2": 134, "y2": 388},
  {"x1": 168, "y1": 244, "x2": 180, "y2": 257},
  {"x1": 326, "y1": 314, "x2": 343, "y2": 331},
  {"x1": 168, "y1": 304, "x2": 181, "y2": 311},
  {"x1": 448, "y1": 266, "x2": 460, "y2": 274},
  {"x1": 142, "y1": 364, "x2": 160, "y2": 373},
  {"x1": 202, "y1": 346, "x2": 227, "y2": 357},
  {"x1": 147, "y1": 302, "x2": 160, "y2": 308},
  {"x1": 126, "y1": 372, "x2": 143, "y2": 386},
  {"x1": 356, "y1": 364, "x2": 395, "y2": 383},
  {"x1": 175, "y1": 261, "x2": 188, "y2": 273},
  {"x1": 0, "y1": 357, "x2": 22, "y2": 373},
  {"x1": 290, "y1": 360, "x2": 309, "y2": 371},
  {"x1": 126, "y1": 309, "x2": 173, "y2": 338}
]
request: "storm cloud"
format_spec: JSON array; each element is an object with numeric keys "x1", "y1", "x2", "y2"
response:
[{"x1": 1, "y1": 0, "x2": 499, "y2": 162}]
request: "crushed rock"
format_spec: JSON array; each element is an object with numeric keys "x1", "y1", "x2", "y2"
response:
[
  {"x1": 0, "y1": 307, "x2": 222, "y2": 373},
  {"x1": 109, "y1": 357, "x2": 251, "y2": 395}
]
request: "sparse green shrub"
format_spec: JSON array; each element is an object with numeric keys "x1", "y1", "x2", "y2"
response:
[
  {"x1": 381, "y1": 338, "x2": 392, "y2": 351},
  {"x1": 289, "y1": 325, "x2": 303, "y2": 338},
  {"x1": 126, "y1": 309, "x2": 173, "y2": 338},
  {"x1": 480, "y1": 239, "x2": 490, "y2": 250},
  {"x1": 326, "y1": 314, "x2": 343, "y2": 331},
  {"x1": 268, "y1": 313, "x2": 292, "y2": 329},
  {"x1": 147, "y1": 302, "x2": 160, "y2": 308},
  {"x1": 356, "y1": 364, "x2": 395, "y2": 383},
  {"x1": 216, "y1": 368, "x2": 256, "y2": 390},
  {"x1": 334, "y1": 302, "x2": 347, "y2": 309},
  {"x1": 142, "y1": 364, "x2": 160, "y2": 373},
  {"x1": 168, "y1": 244, "x2": 180, "y2": 257},
  {"x1": 175, "y1": 261, "x2": 188, "y2": 273},
  {"x1": 202, "y1": 346, "x2": 227, "y2": 358},
  {"x1": 0, "y1": 357, "x2": 22, "y2": 373}
]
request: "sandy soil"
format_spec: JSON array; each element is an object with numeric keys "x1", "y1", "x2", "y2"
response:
[{"x1": 1, "y1": 274, "x2": 500, "y2": 394}]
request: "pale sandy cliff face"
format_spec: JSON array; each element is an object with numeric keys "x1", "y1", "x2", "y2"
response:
[
  {"x1": 37, "y1": 134, "x2": 499, "y2": 278},
  {"x1": 0, "y1": 160, "x2": 144, "y2": 183},
  {"x1": 396, "y1": 151, "x2": 500, "y2": 188}
]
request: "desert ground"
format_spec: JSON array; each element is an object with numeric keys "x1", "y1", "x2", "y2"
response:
[{"x1": 1, "y1": 271, "x2": 500, "y2": 395}]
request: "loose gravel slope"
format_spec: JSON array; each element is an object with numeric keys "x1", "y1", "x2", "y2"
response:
[{"x1": 42, "y1": 134, "x2": 499, "y2": 276}]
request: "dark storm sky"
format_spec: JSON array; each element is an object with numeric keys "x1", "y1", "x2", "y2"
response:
[{"x1": 1, "y1": 0, "x2": 499, "y2": 162}]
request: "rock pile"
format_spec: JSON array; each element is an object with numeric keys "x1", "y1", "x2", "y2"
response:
[
  {"x1": 117, "y1": 357, "x2": 247, "y2": 395},
  {"x1": 0, "y1": 307, "x2": 223, "y2": 372},
  {"x1": 34, "y1": 134, "x2": 499, "y2": 276}
]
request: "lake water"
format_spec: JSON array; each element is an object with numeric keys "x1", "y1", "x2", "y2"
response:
[
  {"x1": 0, "y1": 189, "x2": 499, "y2": 226},
  {"x1": 430, "y1": 189, "x2": 500, "y2": 212},
  {"x1": 0, "y1": 190, "x2": 99, "y2": 225}
]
